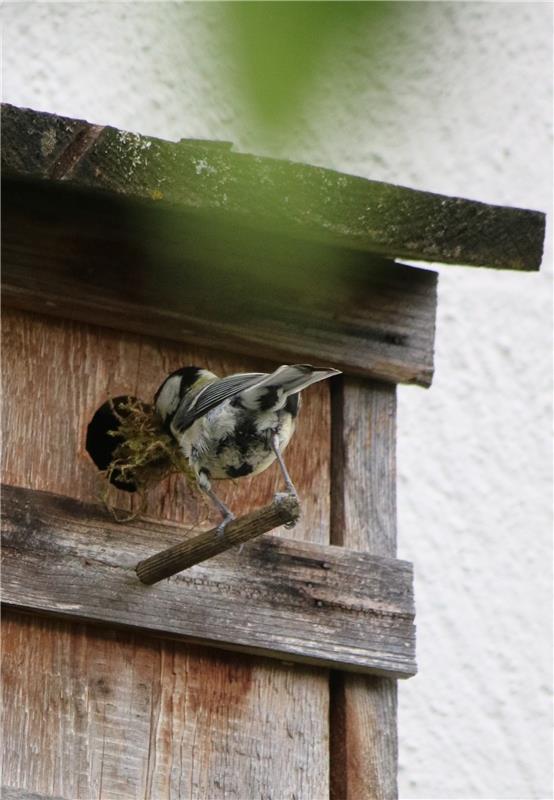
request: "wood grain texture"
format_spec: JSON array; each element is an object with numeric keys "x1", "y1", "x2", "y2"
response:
[
  {"x1": 331, "y1": 378, "x2": 397, "y2": 555},
  {"x1": 2, "y1": 103, "x2": 546, "y2": 270},
  {"x1": 1, "y1": 483, "x2": 416, "y2": 677},
  {"x1": 330, "y1": 377, "x2": 402, "y2": 800},
  {"x1": 3, "y1": 177, "x2": 438, "y2": 387},
  {"x1": 2, "y1": 610, "x2": 328, "y2": 800},
  {"x1": 1, "y1": 308, "x2": 331, "y2": 799}
]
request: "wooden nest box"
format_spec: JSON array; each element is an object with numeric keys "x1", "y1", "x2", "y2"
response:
[{"x1": 1, "y1": 104, "x2": 545, "y2": 800}]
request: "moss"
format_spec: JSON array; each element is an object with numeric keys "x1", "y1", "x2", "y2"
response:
[{"x1": 100, "y1": 397, "x2": 198, "y2": 521}]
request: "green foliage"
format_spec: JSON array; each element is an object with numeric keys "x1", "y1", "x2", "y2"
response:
[
  {"x1": 144, "y1": 3, "x2": 406, "y2": 309},
  {"x1": 222, "y1": 2, "x2": 391, "y2": 137}
]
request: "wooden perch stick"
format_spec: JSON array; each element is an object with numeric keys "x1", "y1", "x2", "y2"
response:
[{"x1": 135, "y1": 495, "x2": 300, "y2": 584}]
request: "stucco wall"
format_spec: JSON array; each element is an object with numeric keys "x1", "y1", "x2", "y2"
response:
[{"x1": 3, "y1": 3, "x2": 552, "y2": 798}]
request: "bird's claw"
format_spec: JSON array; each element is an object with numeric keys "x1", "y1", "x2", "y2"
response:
[
  {"x1": 273, "y1": 490, "x2": 298, "y2": 504},
  {"x1": 273, "y1": 491, "x2": 299, "y2": 528},
  {"x1": 215, "y1": 513, "x2": 235, "y2": 538}
]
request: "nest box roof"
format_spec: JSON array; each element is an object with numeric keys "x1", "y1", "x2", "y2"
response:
[{"x1": 1, "y1": 103, "x2": 546, "y2": 387}]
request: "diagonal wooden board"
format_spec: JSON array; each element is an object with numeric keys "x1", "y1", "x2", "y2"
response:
[
  {"x1": 1, "y1": 483, "x2": 416, "y2": 679},
  {"x1": 1, "y1": 102, "x2": 545, "y2": 271},
  {"x1": 0, "y1": 103, "x2": 546, "y2": 391}
]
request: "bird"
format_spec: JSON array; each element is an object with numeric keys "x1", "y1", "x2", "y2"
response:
[{"x1": 154, "y1": 363, "x2": 341, "y2": 533}]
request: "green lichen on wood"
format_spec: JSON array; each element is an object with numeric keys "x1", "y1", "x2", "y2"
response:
[{"x1": 1, "y1": 103, "x2": 545, "y2": 271}]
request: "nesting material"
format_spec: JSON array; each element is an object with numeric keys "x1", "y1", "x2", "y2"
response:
[{"x1": 86, "y1": 396, "x2": 198, "y2": 521}]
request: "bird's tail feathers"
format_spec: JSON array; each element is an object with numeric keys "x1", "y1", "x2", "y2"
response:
[{"x1": 240, "y1": 364, "x2": 341, "y2": 410}]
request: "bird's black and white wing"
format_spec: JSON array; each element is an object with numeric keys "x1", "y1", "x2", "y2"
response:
[
  {"x1": 171, "y1": 372, "x2": 267, "y2": 433},
  {"x1": 171, "y1": 364, "x2": 340, "y2": 433}
]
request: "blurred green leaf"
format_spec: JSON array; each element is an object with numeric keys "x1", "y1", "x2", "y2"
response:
[{"x1": 223, "y1": 2, "x2": 391, "y2": 137}]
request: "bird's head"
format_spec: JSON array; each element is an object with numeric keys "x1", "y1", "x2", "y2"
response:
[{"x1": 154, "y1": 366, "x2": 217, "y2": 426}]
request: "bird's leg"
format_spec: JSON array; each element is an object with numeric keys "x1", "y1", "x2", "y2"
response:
[
  {"x1": 270, "y1": 433, "x2": 298, "y2": 529},
  {"x1": 197, "y1": 470, "x2": 235, "y2": 537}
]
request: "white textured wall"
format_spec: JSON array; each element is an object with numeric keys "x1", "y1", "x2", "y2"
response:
[{"x1": 3, "y1": 3, "x2": 552, "y2": 798}]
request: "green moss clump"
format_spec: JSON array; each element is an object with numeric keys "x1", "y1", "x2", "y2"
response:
[{"x1": 101, "y1": 397, "x2": 198, "y2": 521}]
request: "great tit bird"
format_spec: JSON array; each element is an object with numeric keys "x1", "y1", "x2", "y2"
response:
[{"x1": 154, "y1": 363, "x2": 340, "y2": 533}]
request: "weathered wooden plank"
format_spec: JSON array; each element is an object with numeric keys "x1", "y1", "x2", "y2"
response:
[
  {"x1": 331, "y1": 378, "x2": 397, "y2": 555},
  {"x1": 2, "y1": 609, "x2": 330, "y2": 800},
  {"x1": 2, "y1": 103, "x2": 545, "y2": 270},
  {"x1": 2, "y1": 177, "x2": 438, "y2": 387},
  {"x1": 330, "y1": 378, "x2": 401, "y2": 800},
  {"x1": 1, "y1": 483, "x2": 416, "y2": 678},
  {"x1": 1, "y1": 308, "x2": 331, "y2": 799}
]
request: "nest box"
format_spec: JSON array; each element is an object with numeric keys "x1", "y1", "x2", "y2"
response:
[{"x1": 1, "y1": 103, "x2": 545, "y2": 800}]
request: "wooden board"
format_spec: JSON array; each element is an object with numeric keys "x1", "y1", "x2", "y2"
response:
[
  {"x1": 2, "y1": 177, "x2": 438, "y2": 387},
  {"x1": 330, "y1": 378, "x2": 401, "y2": 799},
  {"x1": 1, "y1": 308, "x2": 331, "y2": 799},
  {"x1": 2, "y1": 103, "x2": 546, "y2": 271},
  {"x1": 1, "y1": 483, "x2": 416, "y2": 678},
  {"x1": 2, "y1": 610, "x2": 328, "y2": 800}
]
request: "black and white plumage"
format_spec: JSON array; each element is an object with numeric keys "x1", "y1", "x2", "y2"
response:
[{"x1": 155, "y1": 363, "x2": 340, "y2": 532}]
